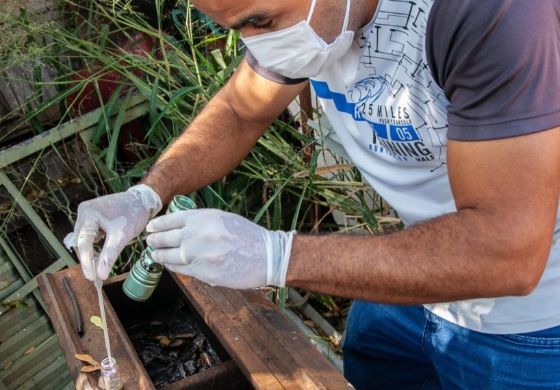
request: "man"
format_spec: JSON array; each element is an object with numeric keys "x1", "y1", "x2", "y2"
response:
[{"x1": 65, "y1": 0, "x2": 560, "y2": 388}]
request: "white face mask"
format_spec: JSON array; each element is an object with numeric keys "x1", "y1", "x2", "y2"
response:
[{"x1": 241, "y1": 0, "x2": 354, "y2": 79}]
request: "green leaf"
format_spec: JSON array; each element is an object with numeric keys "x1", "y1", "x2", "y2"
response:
[
  {"x1": 90, "y1": 315, "x2": 103, "y2": 329},
  {"x1": 105, "y1": 90, "x2": 133, "y2": 170}
]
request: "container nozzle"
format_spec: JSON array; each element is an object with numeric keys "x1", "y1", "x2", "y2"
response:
[{"x1": 122, "y1": 195, "x2": 196, "y2": 302}]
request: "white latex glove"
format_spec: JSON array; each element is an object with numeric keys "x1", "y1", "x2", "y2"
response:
[
  {"x1": 145, "y1": 209, "x2": 295, "y2": 289},
  {"x1": 64, "y1": 184, "x2": 162, "y2": 281}
]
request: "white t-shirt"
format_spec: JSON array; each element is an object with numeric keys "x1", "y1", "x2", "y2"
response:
[{"x1": 247, "y1": 0, "x2": 560, "y2": 334}]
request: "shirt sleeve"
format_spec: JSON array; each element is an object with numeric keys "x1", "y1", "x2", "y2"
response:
[
  {"x1": 245, "y1": 50, "x2": 308, "y2": 85},
  {"x1": 426, "y1": 0, "x2": 560, "y2": 141}
]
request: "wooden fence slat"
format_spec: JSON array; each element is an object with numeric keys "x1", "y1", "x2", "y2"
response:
[
  {"x1": 0, "y1": 303, "x2": 42, "y2": 343},
  {"x1": 0, "y1": 172, "x2": 75, "y2": 268},
  {"x1": 0, "y1": 316, "x2": 50, "y2": 355},
  {"x1": 60, "y1": 379, "x2": 76, "y2": 390},
  {"x1": 0, "y1": 236, "x2": 32, "y2": 282},
  {"x1": 0, "y1": 326, "x2": 53, "y2": 366},
  {"x1": 0, "y1": 270, "x2": 18, "y2": 291},
  {"x1": 0, "y1": 334, "x2": 60, "y2": 384},
  {"x1": 3, "y1": 258, "x2": 66, "y2": 303},
  {"x1": 33, "y1": 356, "x2": 71, "y2": 390},
  {"x1": 0, "y1": 94, "x2": 147, "y2": 169},
  {"x1": 0, "y1": 280, "x2": 23, "y2": 301},
  {"x1": 0, "y1": 297, "x2": 37, "y2": 331},
  {"x1": 18, "y1": 353, "x2": 66, "y2": 390}
]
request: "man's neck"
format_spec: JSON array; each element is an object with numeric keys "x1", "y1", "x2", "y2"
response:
[{"x1": 361, "y1": 0, "x2": 379, "y2": 29}]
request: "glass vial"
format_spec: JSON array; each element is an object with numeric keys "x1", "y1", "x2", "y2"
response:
[{"x1": 98, "y1": 357, "x2": 123, "y2": 390}]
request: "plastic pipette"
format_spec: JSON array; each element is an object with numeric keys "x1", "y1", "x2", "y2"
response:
[{"x1": 94, "y1": 277, "x2": 112, "y2": 363}]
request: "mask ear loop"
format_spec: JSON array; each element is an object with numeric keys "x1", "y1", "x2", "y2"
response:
[
  {"x1": 342, "y1": 0, "x2": 352, "y2": 32},
  {"x1": 306, "y1": 0, "x2": 318, "y2": 24}
]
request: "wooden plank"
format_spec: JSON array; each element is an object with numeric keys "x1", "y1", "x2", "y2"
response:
[
  {"x1": 8, "y1": 350, "x2": 64, "y2": 389},
  {"x1": 61, "y1": 379, "x2": 76, "y2": 390},
  {"x1": 0, "y1": 94, "x2": 147, "y2": 169},
  {"x1": 0, "y1": 270, "x2": 17, "y2": 291},
  {"x1": 0, "y1": 334, "x2": 61, "y2": 385},
  {"x1": 3, "y1": 257, "x2": 66, "y2": 303},
  {"x1": 18, "y1": 353, "x2": 67, "y2": 390},
  {"x1": 163, "y1": 360, "x2": 249, "y2": 390},
  {"x1": 3, "y1": 66, "x2": 34, "y2": 111},
  {"x1": 34, "y1": 357, "x2": 72, "y2": 390},
  {"x1": 284, "y1": 309, "x2": 344, "y2": 372},
  {"x1": 37, "y1": 267, "x2": 155, "y2": 390},
  {"x1": 172, "y1": 278, "x2": 284, "y2": 390},
  {"x1": 0, "y1": 238, "x2": 47, "y2": 312},
  {"x1": 0, "y1": 269, "x2": 16, "y2": 286},
  {"x1": 172, "y1": 273, "x2": 351, "y2": 390},
  {"x1": 0, "y1": 172, "x2": 75, "y2": 268},
  {"x1": 0, "y1": 297, "x2": 37, "y2": 330},
  {"x1": 0, "y1": 78, "x2": 20, "y2": 117},
  {"x1": 0, "y1": 236, "x2": 32, "y2": 282},
  {"x1": 0, "y1": 262, "x2": 12, "y2": 276},
  {"x1": 36, "y1": 357, "x2": 71, "y2": 388},
  {"x1": 38, "y1": 266, "x2": 349, "y2": 390},
  {"x1": 0, "y1": 280, "x2": 23, "y2": 301},
  {"x1": 0, "y1": 301, "x2": 42, "y2": 342},
  {"x1": 0, "y1": 316, "x2": 51, "y2": 366}
]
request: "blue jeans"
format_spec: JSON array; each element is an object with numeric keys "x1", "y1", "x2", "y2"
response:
[{"x1": 343, "y1": 301, "x2": 560, "y2": 389}]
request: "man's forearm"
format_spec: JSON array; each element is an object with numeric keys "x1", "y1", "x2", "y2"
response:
[
  {"x1": 287, "y1": 208, "x2": 552, "y2": 304},
  {"x1": 142, "y1": 95, "x2": 269, "y2": 204}
]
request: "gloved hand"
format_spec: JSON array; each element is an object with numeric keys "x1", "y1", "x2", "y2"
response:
[
  {"x1": 145, "y1": 209, "x2": 295, "y2": 289},
  {"x1": 64, "y1": 184, "x2": 162, "y2": 281}
]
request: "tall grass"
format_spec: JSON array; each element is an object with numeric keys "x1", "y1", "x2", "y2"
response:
[{"x1": 1, "y1": 0, "x2": 397, "y2": 280}]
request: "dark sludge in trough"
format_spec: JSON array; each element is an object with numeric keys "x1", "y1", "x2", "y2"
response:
[{"x1": 104, "y1": 271, "x2": 252, "y2": 389}]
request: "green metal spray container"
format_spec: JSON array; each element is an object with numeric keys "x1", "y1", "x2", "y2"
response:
[{"x1": 122, "y1": 195, "x2": 196, "y2": 302}]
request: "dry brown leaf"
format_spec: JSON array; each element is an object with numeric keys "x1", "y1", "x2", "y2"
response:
[
  {"x1": 3, "y1": 361, "x2": 13, "y2": 370},
  {"x1": 23, "y1": 346, "x2": 35, "y2": 355},
  {"x1": 74, "y1": 353, "x2": 99, "y2": 366},
  {"x1": 80, "y1": 365, "x2": 101, "y2": 373}
]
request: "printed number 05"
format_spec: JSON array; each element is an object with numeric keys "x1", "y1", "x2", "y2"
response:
[{"x1": 395, "y1": 127, "x2": 413, "y2": 141}]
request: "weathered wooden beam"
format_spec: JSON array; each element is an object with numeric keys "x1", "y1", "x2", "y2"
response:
[
  {"x1": 174, "y1": 273, "x2": 351, "y2": 389},
  {"x1": 0, "y1": 280, "x2": 23, "y2": 301},
  {"x1": 0, "y1": 236, "x2": 32, "y2": 282},
  {"x1": 3, "y1": 257, "x2": 66, "y2": 304},
  {"x1": 0, "y1": 334, "x2": 60, "y2": 383},
  {"x1": 39, "y1": 266, "x2": 351, "y2": 390},
  {"x1": 0, "y1": 316, "x2": 51, "y2": 367},
  {"x1": 0, "y1": 94, "x2": 148, "y2": 169},
  {"x1": 0, "y1": 298, "x2": 41, "y2": 343},
  {"x1": 19, "y1": 352, "x2": 69, "y2": 389},
  {"x1": 38, "y1": 268, "x2": 154, "y2": 390},
  {"x1": 60, "y1": 380, "x2": 76, "y2": 390},
  {"x1": 0, "y1": 172, "x2": 75, "y2": 268},
  {"x1": 0, "y1": 237, "x2": 47, "y2": 311}
]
